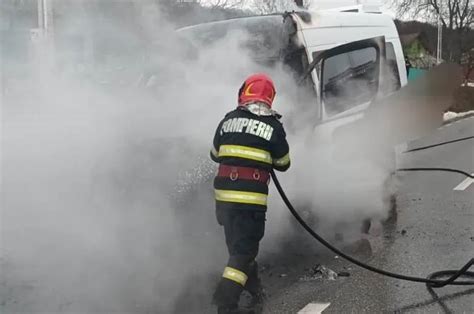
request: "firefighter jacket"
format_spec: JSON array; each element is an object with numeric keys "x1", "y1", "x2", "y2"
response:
[{"x1": 210, "y1": 106, "x2": 290, "y2": 211}]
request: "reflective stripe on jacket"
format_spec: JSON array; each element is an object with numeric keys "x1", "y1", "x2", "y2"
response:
[{"x1": 210, "y1": 107, "x2": 290, "y2": 210}]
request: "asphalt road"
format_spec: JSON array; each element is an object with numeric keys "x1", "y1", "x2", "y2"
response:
[
  {"x1": 1, "y1": 114, "x2": 472, "y2": 314},
  {"x1": 261, "y1": 116, "x2": 474, "y2": 313}
]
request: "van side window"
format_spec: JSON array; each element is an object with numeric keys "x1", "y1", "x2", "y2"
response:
[
  {"x1": 382, "y1": 42, "x2": 401, "y2": 94},
  {"x1": 318, "y1": 47, "x2": 378, "y2": 117}
]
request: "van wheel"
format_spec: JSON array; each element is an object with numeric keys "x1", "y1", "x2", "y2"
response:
[
  {"x1": 361, "y1": 172, "x2": 398, "y2": 235},
  {"x1": 381, "y1": 169, "x2": 398, "y2": 236}
]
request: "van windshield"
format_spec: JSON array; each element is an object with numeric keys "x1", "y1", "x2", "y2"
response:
[
  {"x1": 177, "y1": 16, "x2": 287, "y2": 61},
  {"x1": 321, "y1": 47, "x2": 378, "y2": 116}
]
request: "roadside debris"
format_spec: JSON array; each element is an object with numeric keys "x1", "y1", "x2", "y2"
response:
[
  {"x1": 299, "y1": 265, "x2": 347, "y2": 282},
  {"x1": 443, "y1": 110, "x2": 474, "y2": 124}
]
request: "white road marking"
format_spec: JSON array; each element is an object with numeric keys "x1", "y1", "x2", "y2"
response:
[
  {"x1": 453, "y1": 174, "x2": 474, "y2": 191},
  {"x1": 298, "y1": 302, "x2": 331, "y2": 313}
]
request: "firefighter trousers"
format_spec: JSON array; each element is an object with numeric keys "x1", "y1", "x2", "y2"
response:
[{"x1": 213, "y1": 207, "x2": 266, "y2": 307}]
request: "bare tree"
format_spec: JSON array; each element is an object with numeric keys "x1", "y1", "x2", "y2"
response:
[
  {"x1": 394, "y1": 0, "x2": 473, "y2": 30},
  {"x1": 196, "y1": 0, "x2": 247, "y2": 9},
  {"x1": 251, "y1": 0, "x2": 312, "y2": 14},
  {"x1": 393, "y1": 0, "x2": 473, "y2": 64}
]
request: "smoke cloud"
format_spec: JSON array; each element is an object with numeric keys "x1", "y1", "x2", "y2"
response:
[{"x1": 1, "y1": 2, "x2": 461, "y2": 313}]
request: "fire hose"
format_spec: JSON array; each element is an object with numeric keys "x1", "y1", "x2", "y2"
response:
[{"x1": 270, "y1": 166, "x2": 474, "y2": 288}]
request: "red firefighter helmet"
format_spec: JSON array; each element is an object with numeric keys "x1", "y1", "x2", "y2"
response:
[{"x1": 238, "y1": 73, "x2": 276, "y2": 108}]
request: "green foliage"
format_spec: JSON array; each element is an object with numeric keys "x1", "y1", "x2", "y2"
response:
[{"x1": 404, "y1": 39, "x2": 427, "y2": 58}]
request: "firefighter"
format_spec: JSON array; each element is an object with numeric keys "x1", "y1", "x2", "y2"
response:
[{"x1": 210, "y1": 73, "x2": 290, "y2": 313}]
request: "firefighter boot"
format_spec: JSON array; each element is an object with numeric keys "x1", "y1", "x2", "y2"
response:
[
  {"x1": 244, "y1": 262, "x2": 265, "y2": 313},
  {"x1": 213, "y1": 278, "x2": 244, "y2": 314},
  {"x1": 245, "y1": 285, "x2": 265, "y2": 314}
]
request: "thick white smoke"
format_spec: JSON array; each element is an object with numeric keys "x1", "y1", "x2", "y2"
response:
[
  {"x1": 1, "y1": 4, "x2": 262, "y2": 313},
  {"x1": 3, "y1": 2, "x2": 460, "y2": 313}
]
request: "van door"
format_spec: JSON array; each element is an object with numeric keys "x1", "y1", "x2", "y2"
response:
[
  {"x1": 301, "y1": 36, "x2": 387, "y2": 159},
  {"x1": 308, "y1": 36, "x2": 386, "y2": 127}
]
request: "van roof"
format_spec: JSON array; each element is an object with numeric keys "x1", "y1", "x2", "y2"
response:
[
  {"x1": 177, "y1": 10, "x2": 395, "y2": 31},
  {"x1": 291, "y1": 11, "x2": 399, "y2": 49},
  {"x1": 176, "y1": 11, "x2": 399, "y2": 58},
  {"x1": 293, "y1": 11, "x2": 396, "y2": 31}
]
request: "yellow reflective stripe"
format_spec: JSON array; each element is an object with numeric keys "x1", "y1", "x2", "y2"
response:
[
  {"x1": 218, "y1": 145, "x2": 272, "y2": 164},
  {"x1": 273, "y1": 153, "x2": 290, "y2": 166},
  {"x1": 211, "y1": 146, "x2": 218, "y2": 157},
  {"x1": 222, "y1": 266, "x2": 248, "y2": 286},
  {"x1": 215, "y1": 190, "x2": 268, "y2": 206}
]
